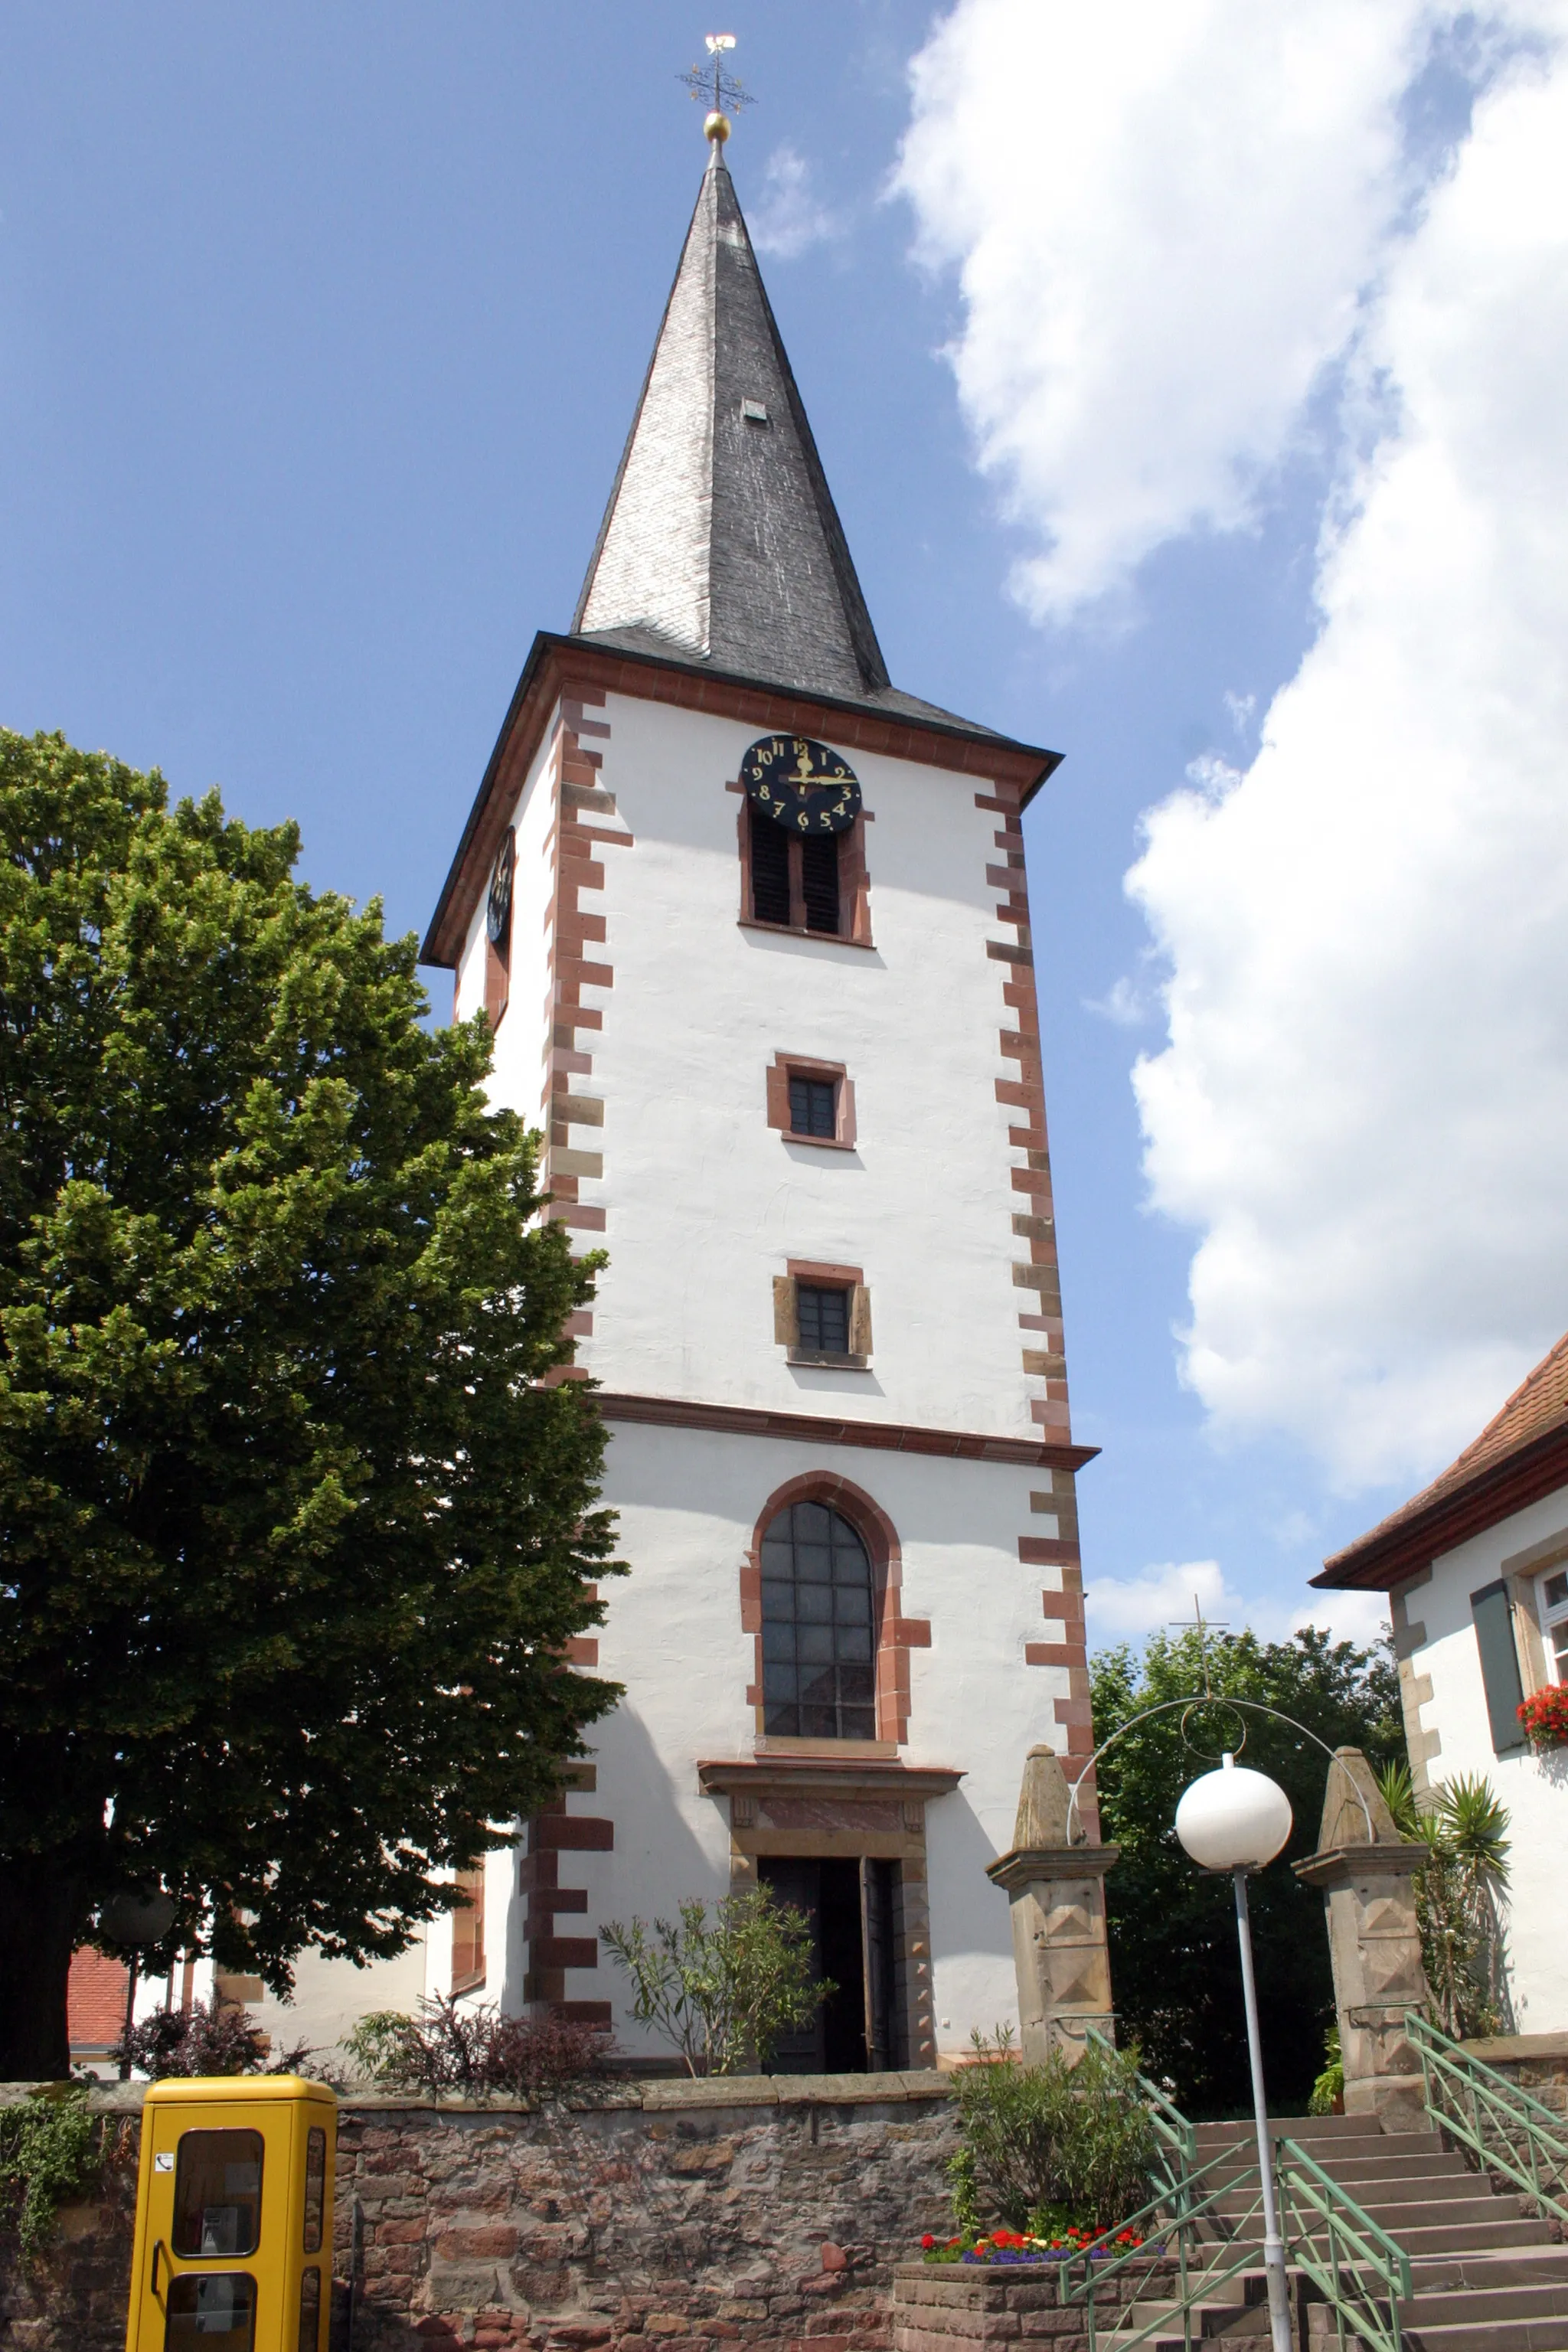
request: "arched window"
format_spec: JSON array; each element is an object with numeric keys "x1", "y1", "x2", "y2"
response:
[{"x1": 760, "y1": 1500, "x2": 876, "y2": 1739}]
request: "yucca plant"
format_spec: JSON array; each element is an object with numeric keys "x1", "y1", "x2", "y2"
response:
[{"x1": 1377, "y1": 1762, "x2": 1511, "y2": 2038}]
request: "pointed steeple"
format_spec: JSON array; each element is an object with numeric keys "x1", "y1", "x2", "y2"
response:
[{"x1": 573, "y1": 145, "x2": 890, "y2": 705}]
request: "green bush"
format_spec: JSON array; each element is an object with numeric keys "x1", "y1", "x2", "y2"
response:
[
  {"x1": 600, "y1": 1886, "x2": 826, "y2": 2076},
  {"x1": 951, "y1": 2031, "x2": 1157, "y2": 2233},
  {"x1": 0, "y1": 2087, "x2": 102, "y2": 2267},
  {"x1": 1308, "y1": 2024, "x2": 1344, "y2": 2116}
]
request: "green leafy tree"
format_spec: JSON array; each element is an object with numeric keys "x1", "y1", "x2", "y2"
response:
[
  {"x1": 600, "y1": 1887, "x2": 826, "y2": 2075},
  {"x1": 0, "y1": 730, "x2": 622, "y2": 2078},
  {"x1": 1091, "y1": 1625, "x2": 1403, "y2": 2116}
]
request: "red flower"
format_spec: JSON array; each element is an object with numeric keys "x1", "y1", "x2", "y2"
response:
[{"x1": 920, "y1": 2236, "x2": 936, "y2": 2249}]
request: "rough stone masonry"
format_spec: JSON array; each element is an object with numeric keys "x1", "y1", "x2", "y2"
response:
[{"x1": 0, "y1": 2073, "x2": 959, "y2": 2352}]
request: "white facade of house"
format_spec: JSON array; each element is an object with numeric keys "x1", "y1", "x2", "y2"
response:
[{"x1": 1390, "y1": 1494, "x2": 1568, "y2": 2033}]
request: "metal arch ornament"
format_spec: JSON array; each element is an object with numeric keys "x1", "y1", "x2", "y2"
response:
[{"x1": 1060, "y1": 1694, "x2": 1377, "y2": 1852}]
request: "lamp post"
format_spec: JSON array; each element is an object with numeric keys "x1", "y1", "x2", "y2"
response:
[
  {"x1": 99, "y1": 1891, "x2": 178, "y2": 2081},
  {"x1": 1174, "y1": 1753, "x2": 1295, "y2": 2352}
]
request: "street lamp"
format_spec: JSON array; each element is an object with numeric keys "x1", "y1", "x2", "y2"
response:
[{"x1": 1174, "y1": 1754, "x2": 1294, "y2": 2352}]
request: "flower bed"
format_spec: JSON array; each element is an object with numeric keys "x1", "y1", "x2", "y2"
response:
[
  {"x1": 1519, "y1": 1686, "x2": 1568, "y2": 1749},
  {"x1": 920, "y1": 2224, "x2": 1149, "y2": 2265}
]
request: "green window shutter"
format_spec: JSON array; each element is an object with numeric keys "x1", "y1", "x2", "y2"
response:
[{"x1": 1470, "y1": 1579, "x2": 1527, "y2": 1756}]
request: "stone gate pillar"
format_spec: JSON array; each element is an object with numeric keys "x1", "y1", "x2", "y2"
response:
[
  {"x1": 985, "y1": 1745, "x2": 1118, "y2": 2065},
  {"x1": 1293, "y1": 1746, "x2": 1433, "y2": 2129}
]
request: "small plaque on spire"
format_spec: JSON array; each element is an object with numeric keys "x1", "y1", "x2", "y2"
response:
[{"x1": 679, "y1": 33, "x2": 755, "y2": 145}]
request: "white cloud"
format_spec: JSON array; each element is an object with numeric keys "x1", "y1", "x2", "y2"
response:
[
  {"x1": 894, "y1": 0, "x2": 1436, "y2": 617},
  {"x1": 1085, "y1": 1557, "x2": 1232, "y2": 1644},
  {"x1": 899, "y1": 0, "x2": 1568, "y2": 1489},
  {"x1": 1085, "y1": 1558, "x2": 1389, "y2": 1651},
  {"x1": 1131, "y1": 28, "x2": 1568, "y2": 1486},
  {"x1": 749, "y1": 145, "x2": 841, "y2": 261}
]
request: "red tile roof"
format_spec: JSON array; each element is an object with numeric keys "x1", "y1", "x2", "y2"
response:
[{"x1": 1317, "y1": 1330, "x2": 1568, "y2": 1590}]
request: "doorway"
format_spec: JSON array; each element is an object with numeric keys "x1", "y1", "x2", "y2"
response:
[{"x1": 758, "y1": 1856, "x2": 903, "y2": 2073}]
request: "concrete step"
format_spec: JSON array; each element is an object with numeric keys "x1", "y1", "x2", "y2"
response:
[
  {"x1": 1409, "y1": 2246, "x2": 1568, "y2": 2292},
  {"x1": 1393, "y1": 2213, "x2": 1554, "y2": 2256},
  {"x1": 1404, "y1": 2279, "x2": 1568, "y2": 2327},
  {"x1": 1399, "y1": 2321, "x2": 1568, "y2": 2351}
]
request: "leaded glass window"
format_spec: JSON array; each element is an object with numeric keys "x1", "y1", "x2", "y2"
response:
[{"x1": 761, "y1": 1501, "x2": 876, "y2": 1739}]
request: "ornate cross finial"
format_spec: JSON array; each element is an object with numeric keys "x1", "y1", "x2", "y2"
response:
[
  {"x1": 1168, "y1": 1591, "x2": 1230, "y2": 1699},
  {"x1": 679, "y1": 33, "x2": 755, "y2": 145}
]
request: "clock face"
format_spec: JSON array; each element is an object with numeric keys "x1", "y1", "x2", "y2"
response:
[
  {"x1": 741, "y1": 734, "x2": 862, "y2": 835},
  {"x1": 486, "y1": 828, "x2": 515, "y2": 946}
]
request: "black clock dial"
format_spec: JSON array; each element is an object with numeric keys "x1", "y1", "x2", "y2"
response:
[
  {"x1": 486, "y1": 828, "x2": 515, "y2": 946},
  {"x1": 740, "y1": 734, "x2": 862, "y2": 835}
]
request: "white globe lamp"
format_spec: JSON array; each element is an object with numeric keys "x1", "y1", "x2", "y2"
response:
[
  {"x1": 1174, "y1": 1752, "x2": 1295, "y2": 2352},
  {"x1": 1174, "y1": 1754, "x2": 1292, "y2": 1870}
]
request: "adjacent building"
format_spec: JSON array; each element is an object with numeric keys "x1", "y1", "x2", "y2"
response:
[{"x1": 1315, "y1": 1331, "x2": 1568, "y2": 2031}]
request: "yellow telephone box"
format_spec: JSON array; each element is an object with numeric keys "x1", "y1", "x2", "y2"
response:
[{"x1": 126, "y1": 2076, "x2": 336, "y2": 2352}]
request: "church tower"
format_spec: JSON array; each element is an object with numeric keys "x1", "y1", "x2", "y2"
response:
[{"x1": 421, "y1": 123, "x2": 1099, "y2": 2069}]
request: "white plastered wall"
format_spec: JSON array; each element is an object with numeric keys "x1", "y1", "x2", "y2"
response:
[
  {"x1": 1400, "y1": 1486, "x2": 1568, "y2": 2031},
  {"x1": 525, "y1": 1420, "x2": 1071, "y2": 2066}
]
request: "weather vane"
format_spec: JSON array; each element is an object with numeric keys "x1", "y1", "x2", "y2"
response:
[{"x1": 679, "y1": 33, "x2": 756, "y2": 141}]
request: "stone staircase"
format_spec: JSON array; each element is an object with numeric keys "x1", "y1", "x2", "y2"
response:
[{"x1": 1096, "y1": 2111, "x2": 1568, "y2": 2350}]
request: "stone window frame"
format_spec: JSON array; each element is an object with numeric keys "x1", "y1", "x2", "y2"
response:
[
  {"x1": 765, "y1": 1051, "x2": 858, "y2": 1151},
  {"x1": 774, "y1": 1258, "x2": 872, "y2": 1370},
  {"x1": 740, "y1": 1472, "x2": 930, "y2": 1751}
]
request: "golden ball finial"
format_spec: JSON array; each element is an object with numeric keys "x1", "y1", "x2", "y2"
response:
[{"x1": 704, "y1": 109, "x2": 731, "y2": 145}]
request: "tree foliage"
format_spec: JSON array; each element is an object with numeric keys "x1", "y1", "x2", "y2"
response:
[
  {"x1": 1090, "y1": 1625, "x2": 1403, "y2": 2116},
  {"x1": 600, "y1": 1887, "x2": 826, "y2": 2076},
  {"x1": 0, "y1": 730, "x2": 622, "y2": 2076}
]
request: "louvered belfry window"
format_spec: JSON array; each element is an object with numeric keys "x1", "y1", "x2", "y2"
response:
[
  {"x1": 750, "y1": 805, "x2": 792, "y2": 925},
  {"x1": 800, "y1": 835, "x2": 840, "y2": 933},
  {"x1": 761, "y1": 1501, "x2": 877, "y2": 1740},
  {"x1": 748, "y1": 804, "x2": 844, "y2": 935}
]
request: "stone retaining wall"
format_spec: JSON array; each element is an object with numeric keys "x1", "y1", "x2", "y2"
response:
[
  {"x1": 0, "y1": 2074, "x2": 959, "y2": 2352},
  {"x1": 891, "y1": 2258, "x2": 1174, "y2": 2352},
  {"x1": 1459, "y1": 2031, "x2": 1568, "y2": 2115}
]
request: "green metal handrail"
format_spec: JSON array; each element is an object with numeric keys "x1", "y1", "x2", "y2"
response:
[
  {"x1": 1276, "y1": 2136, "x2": 1411, "y2": 2352},
  {"x1": 1408, "y1": 2009, "x2": 1568, "y2": 2228},
  {"x1": 1057, "y1": 2142, "x2": 1268, "y2": 2352}
]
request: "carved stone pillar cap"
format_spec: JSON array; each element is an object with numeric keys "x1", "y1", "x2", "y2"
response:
[
  {"x1": 986, "y1": 1843, "x2": 1119, "y2": 1893},
  {"x1": 1293, "y1": 1841, "x2": 1429, "y2": 1889}
]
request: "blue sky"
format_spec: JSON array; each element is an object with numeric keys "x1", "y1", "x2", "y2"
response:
[{"x1": 6, "y1": 2, "x2": 1565, "y2": 1651}]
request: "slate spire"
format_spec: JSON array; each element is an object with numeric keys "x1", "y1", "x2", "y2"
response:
[{"x1": 573, "y1": 142, "x2": 890, "y2": 704}]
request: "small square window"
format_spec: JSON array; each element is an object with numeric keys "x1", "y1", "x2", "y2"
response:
[
  {"x1": 1544, "y1": 1570, "x2": 1568, "y2": 1612},
  {"x1": 797, "y1": 1285, "x2": 850, "y2": 1354},
  {"x1": 789, "y1": 1075, "x2": 837, "y2": 1138}
]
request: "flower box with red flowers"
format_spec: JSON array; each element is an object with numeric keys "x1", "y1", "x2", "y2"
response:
[
  {"x1": 920, "y1": 2224, "x2": 1150, "y2": 2265},
  {"x1": 1519, "y1": 1685, "x2": 1568, "y2": 1749}
]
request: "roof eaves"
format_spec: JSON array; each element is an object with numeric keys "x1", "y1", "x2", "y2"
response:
[{"x1": 1313, "y1": 1420, "x2": 1568, "y2": 1591}]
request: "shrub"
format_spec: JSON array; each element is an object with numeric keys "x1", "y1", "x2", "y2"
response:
[
  {"x1": 0, "y1": 2087, "x2": 104, "y2": 2267},
  {"x1": 1308, "y1": 2024, "x2": 1344, "y2": 2116},
  {"x1": 951, "y1": 2030, "x2": 1157, "y2": 2233},
  {"x1": 599, "y1": 1887, "x2": 825, "y2": 2076},
  {"x1": 1377, "y1": 1764, "x2": 1511, "y2": 2038},
  {"x1": 113, "y1": 2000, "x2": 320, "y2": 2081},
  {"x1": 341, "y1": 1995, "x2": 610, "y2": 2103}
]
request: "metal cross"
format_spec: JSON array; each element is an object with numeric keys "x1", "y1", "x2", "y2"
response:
[
  {"x1": 679, "y1": 33, "x2": 756, "y2": 118},
  {"x1": 1168, "y1": 1592, "x2": 1230, "y2": 1698}
]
